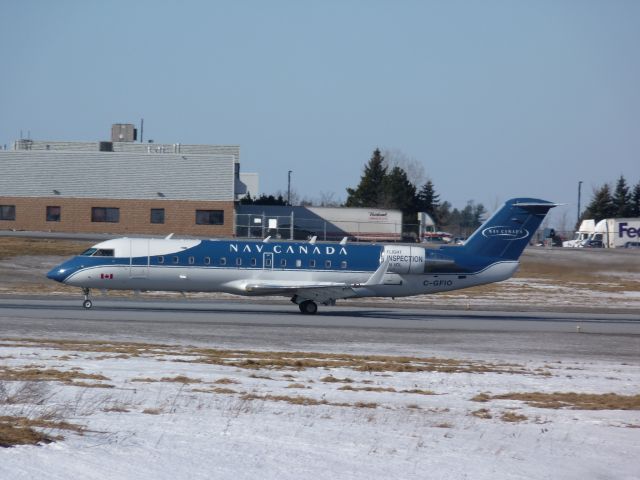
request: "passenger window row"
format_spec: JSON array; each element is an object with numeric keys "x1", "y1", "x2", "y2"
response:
[{"x1": 154, "y1": 256, "x2": 348, "y2": 269}]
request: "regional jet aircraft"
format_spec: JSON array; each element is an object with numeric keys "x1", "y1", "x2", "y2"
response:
[{"x1": 47, "y1": 198, "x2": 556, "y2": 314}]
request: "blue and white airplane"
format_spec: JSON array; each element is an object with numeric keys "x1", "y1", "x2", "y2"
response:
[{"x1": 47, "y1": 198, "x2": 556, "y2": 314}]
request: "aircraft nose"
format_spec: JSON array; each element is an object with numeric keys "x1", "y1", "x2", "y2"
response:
[{"x1": 46, "y1": 265, "x2": 69, "y2": 283}]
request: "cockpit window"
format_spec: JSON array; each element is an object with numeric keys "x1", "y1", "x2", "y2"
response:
[{"x1": 81, "y1": 248, "x2": 114, "y2": 257}]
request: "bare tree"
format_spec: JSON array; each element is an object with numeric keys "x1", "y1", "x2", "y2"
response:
[
  {"x1": 381, "y1": 148, "x2": 425, "y2": 187},
  {"x1": 275, "y1": 189, "x2": 300, "y2": 206},
  {"x1": 317, "y1": 191, "x2": 342, "y2": 207}
]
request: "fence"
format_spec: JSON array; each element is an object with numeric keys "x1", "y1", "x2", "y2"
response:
[
  {"x1": 235, "y1": 213, "x2": 574, "y2": 246},
  {"x1": 235, "y1": 213, "x2": 408, "y2": 242}
]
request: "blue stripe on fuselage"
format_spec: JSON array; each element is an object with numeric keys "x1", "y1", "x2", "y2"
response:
[{"x1": 48, "y1": 239, "x2": 507, "y2": 283}]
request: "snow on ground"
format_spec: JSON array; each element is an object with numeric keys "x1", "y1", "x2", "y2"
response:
[{"x1": 1, "y1": 340, "x2": 639, "y2": 480}]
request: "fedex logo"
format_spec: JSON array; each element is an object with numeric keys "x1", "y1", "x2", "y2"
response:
[{"x1": 619, "y1": 223, "x2": 639, "y2": 239}]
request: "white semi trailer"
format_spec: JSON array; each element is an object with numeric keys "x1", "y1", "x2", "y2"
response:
[{"x1": 587, "y1": 218, "x2": 640, "y2": 248}]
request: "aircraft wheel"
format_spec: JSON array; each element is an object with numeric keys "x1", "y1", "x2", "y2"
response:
[
  {"x1": 299, "y1": 300, "x2": 317, "y2": 315},
  {"x1": 83, "y1": 299, "x2": 93, "y2": 309}
]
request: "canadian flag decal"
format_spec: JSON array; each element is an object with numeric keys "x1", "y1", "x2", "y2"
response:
[{"x1": 100, "y1": 273, "x2": 114, "y2": 279}]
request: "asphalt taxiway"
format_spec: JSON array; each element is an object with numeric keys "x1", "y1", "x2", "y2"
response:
[{"x1": 0, "y1": 296, "x2": 638, "y2": 362}]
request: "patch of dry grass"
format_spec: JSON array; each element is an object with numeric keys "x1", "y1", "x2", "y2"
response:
[
  {"x1": 213, "y1": 377, "x2": 239, "y2": 385},
  {"x1": 0, "y1": 415, "x2": 84, "y2": 448},
  {"x1": 192, "y1": 387, "x2": 237, "y2": 395},
  {"x1": 0, "y1": 366, "x2": 110, "y2": 386},
  {"x1": 103, "y1": 405, "x2": 130, "y2": 413},
  {"x1": 1, "y1": 338, "x2": 536, "y2": 377},
  {"x1": 66, "y1": 381, "x2": 114, "y2": 389},
  {"x1": 286, "y1": 383, "x2": 307, "y2": 389},
  {"x1": 142, "y1": 408, "x2": 162, "y2": 415},
  {"x1": 211, "y1": 387, "x2": 237, "y2": 394},
  {"x1": 159, "y1": 376, "x2": 201, "y2": 384},
  {"x1": 338, "y1": 385, "x2": 396, "y2": 393},
  {"x1": 471, "y1": 393, "x2": 491, "y2": 403},
  {"x1": 241, "y1": 393, "x2": 328, "y2": 406},
  {"x1": 434, "y1": 422, "x2": 452, "y2": 428},
  {"x1": 353, "y1": 402, "x2": 378, "y2": 409},
  {"x1": 493, "y1": 392, "x2": 640, "y2": 410},
  {"x1": 0, "y1": 338, "x2": 183, "y2": 358},
  {"x1": 500, "y1": 411, "x2": 528, "y2": 423},
  {"x1": 470, "y1": 408, "x2": 492, "y2": 419},
  {"x1": 0, "y1": 238, "x2": 92, "y2": 260},
  {"x1": 320, "y1": 376, "x2": 354, "y2": 383},
  {"x1": 400, "y1": 389, "x2": 436, "y2": 395}
]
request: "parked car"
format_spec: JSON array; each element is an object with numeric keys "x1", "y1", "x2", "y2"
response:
[
  {"x1": 268, "y1": 224, "x2": 315, "y2": 240},
  {"x1": 582, "y1": 239, "x2": 604, "y2": 248}
]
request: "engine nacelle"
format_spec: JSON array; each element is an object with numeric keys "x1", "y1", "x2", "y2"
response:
[{"x1": 381, "y1": 245, "x2": 425, "y2": 274}]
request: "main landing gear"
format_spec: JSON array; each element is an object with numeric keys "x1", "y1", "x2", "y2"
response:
[
  {"x1": 298, "y1": 300, "x2": 318, "y2": 315},
  {"x1": 82, "y1": 288, "x2": 93, "y2": 309}
]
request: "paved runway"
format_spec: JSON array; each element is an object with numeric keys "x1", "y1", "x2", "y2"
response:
[{"x1": 0, "y1": 296, "x2": 638, "y2": 362}]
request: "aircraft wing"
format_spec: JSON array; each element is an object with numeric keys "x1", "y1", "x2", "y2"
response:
[
  {"x1": 244, "y1": 282, "x2": 357, "y2": 303},
  {"x1": 241, "y1": 258, "x2": 390, "y2": 303},
  {"x1": 244, "y1": 281, "x2": 351, "y2": 295}
]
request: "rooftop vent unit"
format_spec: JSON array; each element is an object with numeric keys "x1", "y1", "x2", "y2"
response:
[{"x1": 111, "y1": 123, "x2": 137, "y2": 143}]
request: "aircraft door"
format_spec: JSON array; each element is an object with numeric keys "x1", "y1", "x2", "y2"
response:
[
  {"x1": 129, "y1": 238, "x2": 150, "y2": 278},
  {"x1": 263, "y1": 252, "x2": 273, "y2": 269}
]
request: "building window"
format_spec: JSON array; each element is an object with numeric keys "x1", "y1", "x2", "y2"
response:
[
  {"x1": 150, "y1": 208, "x2": 165, "y2": 224},
  {"x1": 0, "y1": 205, "x2": 16, "y2": 221},
  {"x1": 195, "y1": 209, "x2": 224, "y2": 225},
  {"x1": 46, "y1": 206, "x2": 61, "y2": 222},
  {"x1": 91, "y1": 207, "x2": 119, "y2": 223}
]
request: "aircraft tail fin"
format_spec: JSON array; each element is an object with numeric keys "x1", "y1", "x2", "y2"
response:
[{"x1": 457, "y1": 198, "x2": 557, "y2": 261}]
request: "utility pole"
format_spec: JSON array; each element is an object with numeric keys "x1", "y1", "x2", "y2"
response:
[
  {"x1": 577, "y1": 180, "x2": 583, "y2": 225},
  {"x1": 287, "y1": 170, "x2": 292, "y2": 206}
]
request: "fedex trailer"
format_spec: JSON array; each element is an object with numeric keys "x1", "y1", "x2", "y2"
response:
[{"x1": 587, "y1": 218, "x2": 640, "y2": 248}]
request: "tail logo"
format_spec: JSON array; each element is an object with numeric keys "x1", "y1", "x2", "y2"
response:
[{"x1": 482, "y1": 226, "x2": 529, "y2": 241}]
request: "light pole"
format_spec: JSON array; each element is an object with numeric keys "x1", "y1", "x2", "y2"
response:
[
  {"x1": 577, "y1": 180, "x2": 583, "y2": 225},
  {"x1": 287, "y1": 170, "x2": 292, "y2": 206}
]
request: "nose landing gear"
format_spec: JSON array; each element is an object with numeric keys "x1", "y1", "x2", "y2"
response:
[{"x1": 82, "y1": 288, "x2": 93, "y2": 309}]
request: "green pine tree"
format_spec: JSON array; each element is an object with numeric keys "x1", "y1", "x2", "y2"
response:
[
  {"x1": 416, "y1": 180, "x2": 440, "y2": 224},
  {"x1": 631, "y1": 182, "x2": 640, "y2": 217},
  {"x1": 582, "y1": 184, "x2": 615, "y2": 223},
  {"x1": 612, "y1": 175, "x2": 633, "y2": 217},
  {"x1": 345, "y1": 149, "x2": 387, "y2": 207}
]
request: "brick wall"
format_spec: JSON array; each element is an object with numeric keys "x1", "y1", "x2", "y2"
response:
[{"x1": 0, "y1": 197, "x2": 235, "y2": 237}]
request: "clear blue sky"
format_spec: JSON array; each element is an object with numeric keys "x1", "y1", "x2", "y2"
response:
[{"x1": 1, "y1": 0, "x2": 639, "y2": 229}]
